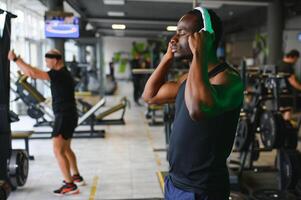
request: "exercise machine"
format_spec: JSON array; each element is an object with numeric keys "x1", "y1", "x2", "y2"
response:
[
  {"x1": 15, "y1": 73, "x2": 128, "y2": 126},
  {"x1": 13, "y1": 73, "x2": 128, "y2": 138},
  {"x1": 77, "y1": 96, "x2": 128, "y2": 125},
  {"x1": 14, "y1": 73, "x2": 54, "y2": 126},
  {"x1": 229, "y1": 62, "x2": 300, "y2": 199}
]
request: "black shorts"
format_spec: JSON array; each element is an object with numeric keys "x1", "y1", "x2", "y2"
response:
[{"x1": 52, "y1": 113, "x2": 78, "y2": 140}]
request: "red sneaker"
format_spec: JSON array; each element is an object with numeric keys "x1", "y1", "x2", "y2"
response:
[
  {"x1": 53, "y1": 182, "x2": 79, "y2": 196},
  {"x1": 72, "y1": 174, "x2": 86, "y2": 186}
]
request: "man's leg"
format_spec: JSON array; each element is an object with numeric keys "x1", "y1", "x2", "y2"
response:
[
  {"x1": 65, "y1": 139, "x2": 85, "y2": 186},
  {"x1": 53, "y1": 135, "x2": 72, "y2": 183},
  {"x1": 65, "y1": 139, "x2": 79, "y2": 175},
  {"x1": 133, "y1": 76, "x2": 140, "y2": 103},
  {"x1": 52, "y1": 118, "x2": 79, "y2": 195}
]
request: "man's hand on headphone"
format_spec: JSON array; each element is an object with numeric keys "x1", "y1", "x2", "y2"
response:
[{"x1": 188, "y1": 31, "x2": 214, "y2": 57}]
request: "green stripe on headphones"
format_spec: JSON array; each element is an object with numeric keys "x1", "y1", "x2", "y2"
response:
[{"x1": 194, "y1": 7, "x2": 214, "y2": 34}]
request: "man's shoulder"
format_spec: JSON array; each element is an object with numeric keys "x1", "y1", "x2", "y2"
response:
[{"x1": 211, "y1": 64, "x2": 242, "y2": 86}]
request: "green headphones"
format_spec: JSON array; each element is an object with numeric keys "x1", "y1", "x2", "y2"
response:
[{"x1": 194, "y1": 7, "x2": 214, "y2": 34}]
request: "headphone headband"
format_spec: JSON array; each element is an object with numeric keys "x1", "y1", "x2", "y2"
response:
[
  {"x1": 194, "y1": 7, "x2": 214, "y2": 34},
  {"x1": 45, "y1": 53, "x2": 62, "y2": 59}
]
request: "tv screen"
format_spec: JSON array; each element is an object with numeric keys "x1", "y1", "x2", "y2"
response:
[{"x1": 45, "y1": 16, "x2": 79, "y2": 38}]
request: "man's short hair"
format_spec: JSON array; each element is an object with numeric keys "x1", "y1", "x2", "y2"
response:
[
  {"x1": 286, "y1": 49, "x2": 300, "y2": 58},
  {"x1": 187, "y1": 9, "x2": 223, "y2": 51}
]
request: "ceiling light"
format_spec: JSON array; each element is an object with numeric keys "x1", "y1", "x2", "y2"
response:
[
  {"x1": 85, "y1": 23, "x2": 94, "y2": 31},
  {"x1": 107, "y1": 11, "x2": 125, "y2": 17},
  {"x1": 95, "y1": 32, "x2": 101, "y2": 38},
  {"x1": 166, "y1": 26, "x2": 177, "y2": 32},
  {"x1": 103, "y1": 0, "x2": 125, "y2": 5},
  {"x1": 200, "y1": 2, "x2": 222, "y2": 9},
  {"x1": 112, "y1": 24, "x2": 126, "y2": 30}
]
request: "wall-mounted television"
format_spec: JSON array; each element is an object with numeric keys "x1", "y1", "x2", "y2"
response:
[{"x1": 45, "y1": 15, "x2": 79, "y2": 38}]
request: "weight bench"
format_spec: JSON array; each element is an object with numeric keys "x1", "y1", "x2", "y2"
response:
[
  {"x1": 95, "y1": 97, "x2": 128, "y2": 125},
  {"x1": 11, "y1": 131, "x2": 34, "y2": 160},
  {"x1": 74, "y1": 97, "x2": 129, "y2": 137},
  {"x1": 76, "y1": 98, "x2": 106, "y2": 138},
  {"x1": 147, "y1": 105, "x2": 164, "y2": 126},
  {"x1": 77, "y1": 97, "x2": 128, "y2": 125}
]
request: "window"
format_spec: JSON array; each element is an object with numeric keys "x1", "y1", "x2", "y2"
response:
[
  {"x1": 0, "y1": 1, "x2": 7, "y2": 10},
  {"x1": 65, "y1": 40, "x2": 79, "y2": 62}
]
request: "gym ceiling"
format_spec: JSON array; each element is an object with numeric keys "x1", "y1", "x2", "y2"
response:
[{"x1": 40, "y1": 0, "x2": 301, "y2": 38}]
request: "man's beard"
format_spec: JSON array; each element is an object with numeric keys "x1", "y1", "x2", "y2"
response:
[{"x1": 174, "y1": 52, "x2": 193, "y2": 62}]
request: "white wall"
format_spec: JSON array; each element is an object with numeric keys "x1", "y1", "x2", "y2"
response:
[
  {"x1": 102, "y1": 36, "x2": 147, "y2": 78},
  {"x1": 284, "y1": 15, "x2": 301, "y2": 54},
  {"x1": 283, "y1": 15, "x2": 301, "y2": 52},
  {"x1": 283, "y1": 30, "x2": 301, "y2": 78},
  {"x1": 283, "y1": 31, "x2": 301, "y2": 53},
  {"x1": 283, "y1": 16, "x2": 301, "y2": 78}
]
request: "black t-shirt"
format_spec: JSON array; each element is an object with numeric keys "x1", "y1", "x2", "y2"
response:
[
  {"x1": 277, "y1": 61, "x2": 294, "y2": 75},
  {"x1": 47, "y1": 67, "x2": 77, "y2": 114},
  {"x1": 276, "y1": 61, "x2": 294, "y2": 91},
  {"x1": 168, "y1": 63, "x2": 242, "y2": 194}
]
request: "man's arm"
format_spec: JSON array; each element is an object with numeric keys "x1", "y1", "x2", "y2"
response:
[
  {"x1": 142, "y1": 42, "x2": 182, "y2": 105},
  {"x1": 144, "y1": 74, "x2": 188, "y2": 104},
  {"x1": 288, "y1": 75, "x2": 301, "y2": 91},
  {"x1": 8, "y1": 50, "x2": 50, "y2": 80},
  {"x1": 185, "y1": 32, "x2": 244, "y2": 121}
]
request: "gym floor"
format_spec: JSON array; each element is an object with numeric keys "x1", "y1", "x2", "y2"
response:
[{"x1": 9, "y1": 81, "x2": 168, "y2": 200}]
